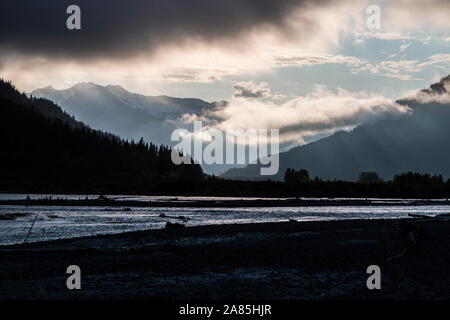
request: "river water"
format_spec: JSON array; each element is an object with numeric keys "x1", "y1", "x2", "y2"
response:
[{"x1": 0, "y1": 194, "x2": 448, "y2": 245}]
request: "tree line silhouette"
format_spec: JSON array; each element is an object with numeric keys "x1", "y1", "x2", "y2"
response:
[
  {"x1": 0, "y1": 79, "x2": 203, "y2": 193},
  {"x1": 2, "y1": 78, "x2": 450, "y2": 198}
]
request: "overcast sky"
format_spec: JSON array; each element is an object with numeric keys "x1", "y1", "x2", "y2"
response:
[{"x1": 0, "y1": 0, "x2": 449, "y2": 146}]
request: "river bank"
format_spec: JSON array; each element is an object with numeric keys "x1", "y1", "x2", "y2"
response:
[
  {"x1": 0, "y1": 218, "x2": 448, "y2": 299},
  {"x1": 2, "y1": 197, "x2": 450, "y2": 208}
]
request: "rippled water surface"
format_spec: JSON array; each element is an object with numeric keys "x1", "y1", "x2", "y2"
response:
[{"x1": 1, "y1": 194, "x2": 449, "y2": 245}]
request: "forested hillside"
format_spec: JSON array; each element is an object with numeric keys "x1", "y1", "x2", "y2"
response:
[{"x1": 0, "y1": 79, "x2": 203, "y2": 193}]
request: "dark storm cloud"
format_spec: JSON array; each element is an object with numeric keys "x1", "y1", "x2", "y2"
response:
[{"x1": 0, "y1": 0, "x2": 328, "y2": 61}]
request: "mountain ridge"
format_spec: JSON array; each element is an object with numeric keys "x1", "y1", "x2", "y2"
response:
[
  {"x1": 31, "y1": 82, "x2": 215, "y2": 145},
  {"x1": 31, "y1": 82, "x2": 229, "y2": 174},
  {"x1": 221, "y1": 75, "x2": 450, "y2": 181},
  {"x1": 0, "y1": 79, "x2": 203, "y2": 193}
]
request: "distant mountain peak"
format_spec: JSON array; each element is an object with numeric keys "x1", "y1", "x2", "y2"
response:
[
  {"x1": 222, "y1": 76, "x2": 450, "y2": 181},
  {"x1": 40, "y1": 85, "x2": 56, "y2": 91},
  {"x1": 30, "y1": 80, "x2": 216, "y2": 148},
  {"x1": 71, "y1": 82, "x2": 100, "y2": 90},
  {"x1": 105, "y1": 84, "x2": 125, "y2": 89},
  {"x1": 32, "y1": 85, "x2": 57, "y2": 95},
  {"x1": 422, "y1": 75, "x2": 450, "y2": 95}
]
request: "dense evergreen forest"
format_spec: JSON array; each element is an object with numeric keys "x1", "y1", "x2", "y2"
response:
[
  {"x1": 1, "y1": 78, "x2": 450, "y2": 198},
  {"x1": 0, "y1": 79, "x2": 203, "y2": 193}
]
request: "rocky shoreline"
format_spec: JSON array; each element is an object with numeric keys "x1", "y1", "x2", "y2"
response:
[{"x1": 0, "y1": 218, "x2": 449, "y2": 300}]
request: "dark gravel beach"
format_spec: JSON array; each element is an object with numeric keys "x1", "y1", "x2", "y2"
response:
[{"x1": 0, "y1": 218, "x2": 448, "y2": 300}]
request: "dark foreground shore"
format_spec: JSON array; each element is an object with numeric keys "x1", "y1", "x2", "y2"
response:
[{"x1": 0, "y1": 218, "x2": 449, "y2": 300}]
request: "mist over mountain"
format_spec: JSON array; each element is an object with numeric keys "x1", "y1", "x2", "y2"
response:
[
  {"x1": 32, "y1": 82, "x2": 236, "y2": 175},
  {"x1": 1, "y1": 79, "x2": 203, "y2": 193},
  {"x1": 222, "y1": 75, "x2": 450, "y2": 181},
  {"x1": 32, "y1": 82, "x2": 214, "y2": 146},
  {"x1": 32, "y1": 76, "x2": 450, "y2": 180}
]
